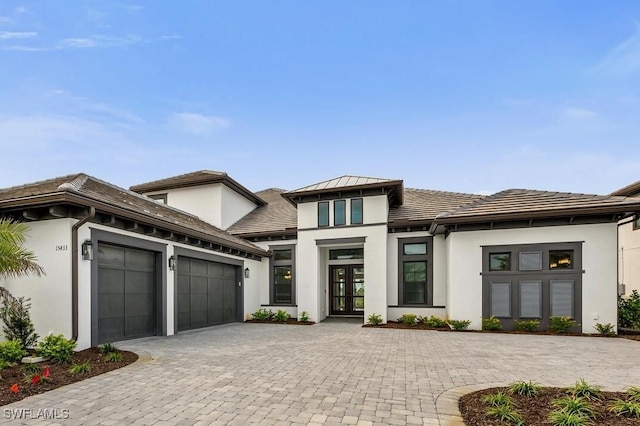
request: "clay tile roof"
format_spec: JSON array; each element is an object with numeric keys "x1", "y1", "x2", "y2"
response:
[
  {"x1": 0, "y1": 173, "x2": 267, "y2": 256},
  {"x1": 388, "y1": 188, "x2": 485, "y2": 225},
  {"x1": 130, "y1": 170, "x2": 266, "y2": 206},
  {"x1": 283, "y1": 175, "x2": 404, "y2": 206},
  {"x1": 227, "y1": 188, "x2": 297, "y2": 237},
  {"x1": 436, "y1": 188, "x2": 640, "y2": 224},
  {"x1": 611, "y1": 179, "x2": 640, "y2": 197}
]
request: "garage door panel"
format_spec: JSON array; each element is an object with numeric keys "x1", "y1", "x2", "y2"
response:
[
  {"x1": 177, "y1": 257, "x2": 239, "y2": 331},
  {"x1": 125, "y1": 250, "x2": 155, "y2": 272},
  {"x1": 98, "y1": 269, "x2": 125, "y2": 294},
  {"x1": 98, "y1": 243, "x2": 157, "y2": 344},
  {"x1": 125, "y1": 271, "x2": 155, "y2": 294},
  {"x1": 190, "y1": 259, "x2": 208, "y2": 275},
  {"x1": 98, "y1": 245, "x2": 125, "y2": 267},
  {"x1": 125, "y1": 315, "x2": 155, "y2": 338}
]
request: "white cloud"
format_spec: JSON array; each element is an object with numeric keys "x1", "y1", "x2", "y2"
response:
[
  {"x1": 591, "y1": 22, "x2": 640, "y2": 76},
  {"x1": 160, "y1": 34, "x2": 181, "y2": 40},
  {"x1": 59, "y1": 37, "x2": 96, "y2": 48},
  {"x1": 0, "y1": 31, "x2": 37, "y2": 39},
  {"x1": 58, "y1": 34, "x2": 142, "y2": 49},
  {"x1": 167, "y1": 113, "x2": 230, "y2": 135},
  {"x1": 563, "y1": 107, "x2": 598, "y2": 120},
  {"x1": 0, "y1": 16, "x2": 13, "y2": 24}
]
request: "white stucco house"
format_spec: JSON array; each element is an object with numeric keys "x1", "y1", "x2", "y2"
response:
[
  {"x1": 1, "y1": 171, "x2": 639, "y2": 349},
  {"x1": 612, "y1": 180, "x2": 640, "y2": 298}
]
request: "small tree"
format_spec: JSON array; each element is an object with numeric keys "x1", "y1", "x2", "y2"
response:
[{"x1": 0, "y1": 297, "x2": 38, "y2": 348}]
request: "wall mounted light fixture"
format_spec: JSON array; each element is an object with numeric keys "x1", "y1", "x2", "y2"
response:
[
  {"x1": 81, "y1": 239, "x2": 93, "y2": 261},
  {"x1": 244, "y1": 267, "x2": 250, "y2": 279},
  {"x1": 168, "y1": 255, "x2": 176, "y2": 271}
]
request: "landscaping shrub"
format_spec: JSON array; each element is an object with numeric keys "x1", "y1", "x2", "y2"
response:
[
  {"x1": 593, "y1": 322, "x2": 616, "y2": 336},
  {"x1": 99, "y1": 343, "x2": 117, "y2": 354},
  {"x1": 273, "y1": 309, "x2": 290, "y2": 322},
  {"x1": 618, "y1": 290, "x2": 640, "y2": 329},
  {"x1": 514, "y1": 319, "x2": 540, "y2": 332},
  {"x1": 0, "y1": 296, "x2": 39, "y2": 350},
  {"x1": 486, "y1": 404, "x2": 524, "y2": 425},
  {"x1": 69, "y1": 361, "x2": 92, "y2": 374},
  {"x1": 367, "y1": 313, "x2": 382, "y2": 325},
  {"x1": 482, "y1": 316, "x2": 502, "y2": 331},
  {"x1": 552, "y1": 396, "x2": 595, "y2": 418},
  {"x1": 398, "y1": 313, "x2": 417, "y2": 326},
  {"x1": 570, "y1": 379, "x2": 601, "y2": 400},
  {"x1": 626, "y1": 386, "x2": 640, "y2": 402},
  {"x1": 548, "y1": 409, "x2": 593, "y2": 426},
  {"x1": 104, "y1": 352, "x2": 122, "y2": 362},
  {"x1": 298, "y1": 311, "x2": 310, "y2": 323},
  {"x1": 35, "y1": 334, "x2": 77, "y2": 364},
  {"x1": 609, "y1": 399, "x2": 640, "y2": 418},
  {"x1": 550, "y1": 316, "x2": 578, "y2": 333},
  {"x1": 483, "y1": 391, "x2": 513, "y2": 407},
  {"x1": 448, "y1": 319, "x2": 471, "y2": 331},
  {"x1": 0, "y1": 339, "x2": 27, "y2": 363},
  {"x1": 510, "y1": 380, "x2": 540, "y2": 397},
  {"x1": 423, "y1": 315, "x2": 447, "y2": 328},
  {"x1": 251, "y1": 308, "x2": 274, "y2": 321}
]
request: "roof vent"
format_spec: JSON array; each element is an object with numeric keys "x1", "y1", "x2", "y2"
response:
[{"x1": 57, "y1": 182, "x2": 78, "y2": 191}]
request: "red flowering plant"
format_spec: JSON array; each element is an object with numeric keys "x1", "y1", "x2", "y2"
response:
[{"x1": 9, "y1": 383, "x2": 19, "y2": 393}]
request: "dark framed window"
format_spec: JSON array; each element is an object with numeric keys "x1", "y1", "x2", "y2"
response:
[
  {"x1": 549, "y1": 250, "x2": 573, "y2": 270},
  {"x1": 148, "y1": 193, "x2": 167, "y2": 204},
  {"x1": 634, "y1": 215, "x2": 639, "y2": 230},
  {"x1": 489, "y1": 253, "x2": 511, "y2": 271},
  {"x1": 270, "y1": 245, "x2": 295, "y2": 305},
  {"x1": 334, "y1": 200, "x2": 346, "y2": 226},
  {"x1": 398, "y1": 237, "x2": 433, "y2": 306},
  {"x1": 318, "y1": 202, "x2": 329, "y2": 227},
  {"x1": 351, "y1": 198, "x2": 363, "y2": 224},
  {"x1": 519, "y1": 251, "x2": 542, "y2": 271},
  {"x1": 329, "y1": 248, "x2": 364, "y2": 260}
]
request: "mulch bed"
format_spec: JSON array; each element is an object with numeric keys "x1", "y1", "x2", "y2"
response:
[
  {"x1": 460, "y1": 386, "x2": 640, "y2": 425},
  {"x1": 364, "y1": 322, "x2": 637, "y2": 339},
  {"x1": 245, "y1": 319, "x2": 315, "y2": 325},
  {"x1": 0, "y1": 348, "x2": 137, "y2": 406}
]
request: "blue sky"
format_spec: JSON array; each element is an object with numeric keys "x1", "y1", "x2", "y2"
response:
[{"x1": 1, "y1": 1, "x2": 639, "y2": 195}]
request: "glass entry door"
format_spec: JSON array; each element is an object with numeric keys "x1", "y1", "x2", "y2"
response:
[{"x1": 329, "y1": 265, "x2": 364, "y2": 315}]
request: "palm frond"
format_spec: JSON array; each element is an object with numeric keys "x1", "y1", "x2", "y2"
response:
[{"x1": 0, "y1": 218, "x2": 45, "y2": 279}]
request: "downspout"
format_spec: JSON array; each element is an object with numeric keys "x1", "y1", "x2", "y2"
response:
[{"x1": 71, "y1": 207, "x2": 95, "y2": 341}]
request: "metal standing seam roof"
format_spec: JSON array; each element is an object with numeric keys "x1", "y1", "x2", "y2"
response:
[
  {"x1": 129, "y1": 170, "x2": 266, "y2": 206},
  {"x1": 286, "y1": 176, "x2": 399, "y2": 193},
  {"x1": 435, "y1": 188, "x2": 640, "y2": 223},
  {"x1": 0, "y1": 173, "x2": 268, "y2": 256}
]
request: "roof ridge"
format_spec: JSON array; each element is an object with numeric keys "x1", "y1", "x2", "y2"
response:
[
  {"x1": 257, "y1": 187, "x2": 288, "y2": 193},
  {"x1": 0, "y1": 173, "x2": 85, "y2": 193},
  {"x1": 130, "y1": 169, "x2": 227, "y2": 189},
  {"x1": 404, "y1": 187, "x2": 485, "y2": 197}
]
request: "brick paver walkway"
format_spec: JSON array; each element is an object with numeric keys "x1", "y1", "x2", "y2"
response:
[{"x1": 4, "y1": 320, "x2": 640, "y2": 425}]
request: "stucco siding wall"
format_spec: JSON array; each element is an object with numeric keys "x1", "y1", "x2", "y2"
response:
[
  {"x1": 1, "y1": 219, "x2": 74, "y2": 343},
  {"x1": 297, "y1": 195, "x2": 389, "y2": 229},
  {"x1": 619, "y1": 220, "x2": 640, "y2": 297},
  {"x1": 447, "y1": 223, "x2": 618, "y2": 332},
  {"x1": 220, "y1": 185, "x2": 258, "y2": 230},
  {"x1": 146, "y1": 184, "x2": 223, "y2": 228}
]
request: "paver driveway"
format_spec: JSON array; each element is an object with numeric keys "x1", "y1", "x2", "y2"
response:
[{"x1": 4, "y1": 320, "x2": 640, "y2": 425}]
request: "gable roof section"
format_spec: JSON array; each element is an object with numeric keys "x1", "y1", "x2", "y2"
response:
[
  {"x1": 283, "y1": 175, "x2": 404, "y2": 206},
  {"x1": 129, "y1": 170, "x2": 266, "y2": 206},
  {"x1": 0, "y1": 173, "x2": 267, "y2": 257},
  {"x1": 388, "y1": 188, "x2": 485, "y2": 227},
  {"x1": 227, "y1": 188, "x2": 298, "y2": 238},
  {"x1": 435, "y1": 188, "x2": 640, "y2": 225},
  {"x1": 611, "y1": 179, "x2": 640, "y2": 197}
]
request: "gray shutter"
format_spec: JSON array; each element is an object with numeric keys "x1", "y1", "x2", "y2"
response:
[
  {"x1": 491, "y1": 282, "x2": 511, "y2": 317},
  {"x1": 519, "y1": 251, "x2": 542, "y2": 271},
  {"x1": 519, "y1": 281, "x2": 541, "y2": 318},
  {"x1": 551, "y1": 280, "x2": 574, "y2": 317}
]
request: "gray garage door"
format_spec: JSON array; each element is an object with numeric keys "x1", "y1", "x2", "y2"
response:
[
  {"x1": 97, "y1": 244, "x2": 156, "y2": 343},
  {"x1": 177, "y1": 257, "x2": 239, "y2": 332}
]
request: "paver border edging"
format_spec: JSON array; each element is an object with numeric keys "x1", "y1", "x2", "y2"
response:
[
  {"x1": 129, "y1": 351, "x2": 153, "y2": 367},
  {"x1": 435, "y1": 381, "x2": 511, "y2": 426}
]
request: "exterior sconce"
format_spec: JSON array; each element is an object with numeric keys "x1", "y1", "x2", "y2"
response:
[
  {"x1": 81, "y1": 240, "x2": 93, "y2": 261},
  {"x1": 244, "y1": 267, "x2": 250, "y2": 279},
  {"x1": 168, "y1": 255, "x2": 176, "y2": 271}
]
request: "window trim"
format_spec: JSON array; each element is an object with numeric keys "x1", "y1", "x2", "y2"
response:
[
  {"x1": 318, "y1": 202, "x2": 329, "y2": 227},
  {"x1": 148, "y1": 193, "x2": 168, "y2": 204},
  {"x1": 634, "y1": 214, "x2": 640, "y2": 231},
  {"x1": 398, "y1": 236, "x2": 433, "y2": 306},
  {"x1": 269, "y1": 244, "x2": 296, "y2": 306},
  {"x1": 334, "y1": 200, "x2": 346, "y2": 226},
  {"x1": 350, "y1": 198, "x2": 363, "y2": 225}
]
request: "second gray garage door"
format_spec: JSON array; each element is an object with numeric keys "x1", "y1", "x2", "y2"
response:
[{"x1": 177, "y1": 256, "x2": 239, "y2": 332}]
